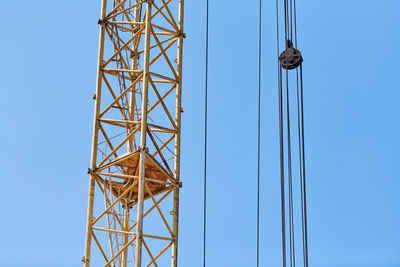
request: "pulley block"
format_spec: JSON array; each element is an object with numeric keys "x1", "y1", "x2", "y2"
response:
[{"x1": 279, "y1": 40, "x2": 303, "y2": 70}]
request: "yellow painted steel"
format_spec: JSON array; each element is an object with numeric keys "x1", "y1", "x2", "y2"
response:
[{"x1": 83, "y1": 0, "x2": 184, "y2": 266}]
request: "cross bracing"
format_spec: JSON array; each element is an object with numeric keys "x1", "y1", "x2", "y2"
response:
[{"x1": 83, "y1": 0, "x2": 184, "y2": 266}]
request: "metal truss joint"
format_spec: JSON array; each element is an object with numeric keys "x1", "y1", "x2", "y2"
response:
[
  {"x1": 139, "y1": 145, "x2": 149, "y2": 153},
  {"x1": 178, "y1": 32, "x2": 186, "y2": 39},
  {"x1": 98, "y1": 18, "x2": 109, "y2": 25},
  {"x1": 130, "y1": 51, "x2": 139, "y2": 59}
]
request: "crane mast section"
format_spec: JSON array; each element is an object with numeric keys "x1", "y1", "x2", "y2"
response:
[{"x1": 83, "y1": 0, "x2": 184, "y2": 266}]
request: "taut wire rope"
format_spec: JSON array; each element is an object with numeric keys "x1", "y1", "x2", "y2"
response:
[
  {"x1": 276, "y1": 0, "x2": 288, "y2": 266},
  {"x1": 276, "y1": 0, "x2": 309, "y2": 265},
  {"x1": 201, "y1": 1, "x2": 309, "y2": 266},
  {"x1": 203, "y1": 0, "x2": 209, "y2": 266},
  {"x1": 256, "y1": 0, "x2": 262, "y2": 266}
]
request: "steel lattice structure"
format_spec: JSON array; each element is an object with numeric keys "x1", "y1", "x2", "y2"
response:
[{"x1": 83, "y1": 0, "x2": 184, "y2": 266}]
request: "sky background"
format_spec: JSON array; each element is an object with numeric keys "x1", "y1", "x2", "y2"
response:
[{"x1": 0, "y1": 0, "x2": 399, "y2": 266}]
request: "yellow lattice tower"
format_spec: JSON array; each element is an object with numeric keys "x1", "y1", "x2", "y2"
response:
[{"x1": 83, "y1": 0, "x2": 184, "y2": 266}]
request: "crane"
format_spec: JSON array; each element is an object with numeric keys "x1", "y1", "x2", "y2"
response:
[
  {"x1": 83, "y1": 0, "x2": 310, "y2": 266},
  {"x1": 83, "y1": 0, "x2": 184, "y2": 266}
]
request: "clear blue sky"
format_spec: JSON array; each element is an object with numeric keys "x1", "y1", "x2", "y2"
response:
[{"x1": 0, "y1": 0, "x2": 399, "y2": 266}]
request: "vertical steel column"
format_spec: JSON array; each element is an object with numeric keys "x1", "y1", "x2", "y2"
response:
[
  {"x1": 121, "y1": 205, "x2": 130, "y2": 267},
  {"x1": 83, "y1": 0, "x2": 108, "y2": 266},
  {"x1": 123, "y1": 1, "x2": 142, "y2": 264},
  {"x1": 171, "y1": 0, "x2": 184, "y2": 266},
  {"x1": 127, "y1": 0, "x2": 142, "y2": 153},
  {"x1": 135, "y1": 1, "x2": 152, "y2": 266}
]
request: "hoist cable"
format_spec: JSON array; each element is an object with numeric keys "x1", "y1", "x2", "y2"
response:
[
  {"x1": 292, "y1": 3, "x2": 310, "y2": 261},
  {"x1": 284, "y1": 0, "x2": 296, "y2": 264},
  {"x1": 293, "y1": 0, "x2": 298, "y2": 46},
  {"x1": 292, "y1": 1, "x2": 310, "y2": 265},
  {"x1": 296, "y1": 67, "x2": 306, "y2": 267},
  {"x1": 289, "y1": 0, "x2": 293, "y2": 41},
  {"x1": 278, "y1": 68, "x2": 287, "y2": 267},
  {"x1": 299, "y1": 65, "x2": 309, "y2": 267},
  {"x1": 283, "y1": 0, "x2": 288, "y2": 44},
  {"x1": 286, "y1": 68, "x2": 296, "y2": 267},
  {"x1": 276, "y1": 0, "x2": 287, "y2": 266},
  {"x1": 256, "y1": 0, "x2": 262, "y2": 266},
  {"x1": 203, "y1": 0, "x2": 209, "y2": 265},
  {"x1": 278, "y1": 0, "x2": 310, "y2": 265}
]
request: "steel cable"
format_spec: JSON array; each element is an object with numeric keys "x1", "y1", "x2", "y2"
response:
[
  {"x1": 256, "y1": 0, "x2": 262, "y2": 266},
  {"x1": 276, "y1": 1, "x2": 287, "y2": 266},
  {"x1": 203, "y1": 0, "x2": 209, "y2": 265},
  {"x1": 277, "y1": 0, "x2": 309, "y2": 265},
  {"x1": 299, "y1": 65, "x2": 309, "y2": 267}
]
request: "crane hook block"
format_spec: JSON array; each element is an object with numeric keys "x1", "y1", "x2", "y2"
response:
[{"x1": 279, "y1": 40, "x2": 303, "y2": 70}]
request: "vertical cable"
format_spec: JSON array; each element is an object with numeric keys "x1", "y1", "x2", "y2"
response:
[
  {"x1": 276, "y1": 1, "x2": 287, "y2": 266},
  {"x1": 296, "y1": 67, "x2": 306, "y2": 267},
  {"x1": 283, "y1": 0, "x2": 288, "y2": 44},
  {"x1": 286, "y1": 67, "x2": 296, "y2": 267},
  {"x1": 289, "y1": 0, "x2": 293, "y2": 41},
  {"x1": 203, "y1": 0, "x2": 209, "y2": 266},
  {"x1": 299, "y1": 65, "x2": 309, "y2": 267},
  {"x1": 293, "y1": 0, "x2": 298, "y2": 47},
  {"x1": 278, "y1": 68, "x2": 287, "y2": 267},
  {"x1": 256, "y1": 0, "x2": 262, "y2": 266},
  {"x1": 278, "y1": 0, "x2": 309, "y2": 265}
]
